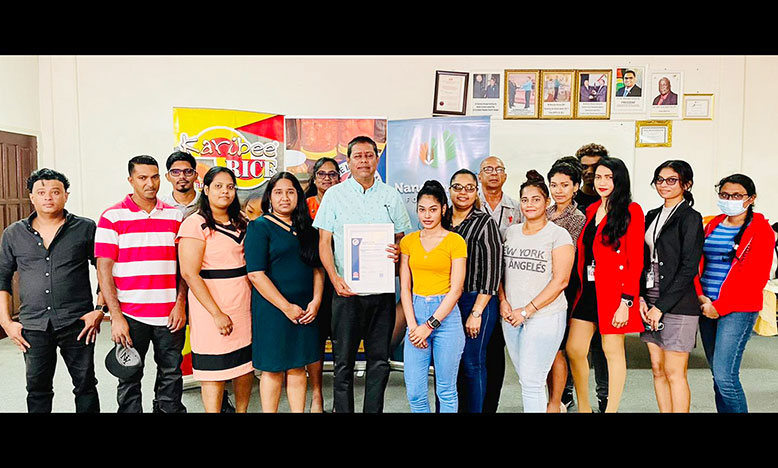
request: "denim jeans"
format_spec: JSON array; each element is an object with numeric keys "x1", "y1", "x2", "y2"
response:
[
  {"x1": 21, "y1": 320, "x2": 100, "y2": 413},
  {"x1": 699, "y1": 311, "x2": 758, "y2": 413},
  {"x1": 502, "y1": 311, "x2": 566, "y2": 412},
  {"x1": 456, "y1": 292, "x2": 498, "y2": 413},
  {"x1": 116, "y1": 315, "x2": 186, "y2": 413},
  {"x1": 404, "y1": 294, "x2": 465, "y2": 413}
]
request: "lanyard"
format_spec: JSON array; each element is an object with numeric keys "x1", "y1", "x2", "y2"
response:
[{"x1": 651, "y1": 202, "x2": 682, "y2": 262}]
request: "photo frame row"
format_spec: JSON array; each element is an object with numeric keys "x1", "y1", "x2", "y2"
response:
[
  {"x1": 438, "y1": 68, "x2": 711, "y2": 121},
  {"x1": 505, "y1": 69, "x2": 614, "y2": 120}
]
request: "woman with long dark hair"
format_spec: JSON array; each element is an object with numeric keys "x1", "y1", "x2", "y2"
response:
[
  {"x1": 178, "y1": 166, "x2": 254, "y2": 412},
  {"x1": 447, "y1": 168, "x2": 502, "y2": 413},
  {"x1": 400, "y1": 180, "x2": 467, "y2": 412},
  {"x1": 566, "y1": 157, "x2": 645, "y2": 412},
  {"x1": 696, "y1": 173, "x2": 774, "y2": 412},
  {"x1": 544, "y1": 158, "x2": 586, "y2": 412},
  {"x1": 639, "y1": 160, "x2": 704, "y2": 413},
  {"x1": 304, "y1": 157, "x2": 341, "y2": 412},
  {"x1": 245, "y1": 172, "x2": 323, "y2": 412},
  {"x1": 499, "y1": 170, "x2": 575, "y2": 412}
]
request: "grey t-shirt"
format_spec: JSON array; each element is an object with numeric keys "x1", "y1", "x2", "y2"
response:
[{"x1": 503, "y1": 221, "x2": 573, "y2": 317}]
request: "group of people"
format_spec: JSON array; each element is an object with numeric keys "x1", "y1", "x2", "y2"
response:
[{"x1": 0, "y1": 137, "x2": 774, "y2": 413}]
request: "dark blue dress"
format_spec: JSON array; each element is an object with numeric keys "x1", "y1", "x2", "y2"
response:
[{"x1": 245, "y1": 215, "x2": 319, "y2": 372}]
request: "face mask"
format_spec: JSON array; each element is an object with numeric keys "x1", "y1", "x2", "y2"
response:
[{"x1": 717, "y1": 198, "x2": 748, "y2": 217}]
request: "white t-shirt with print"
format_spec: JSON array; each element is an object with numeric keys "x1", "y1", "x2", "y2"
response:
[{"x1": 503, "y1": 221, "x2": 573, "y2": 317}]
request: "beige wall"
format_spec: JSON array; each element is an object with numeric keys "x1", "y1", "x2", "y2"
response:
[
  {"x1": 0, "y1": 55, "x2": 40, "y2": 137},
  {"x1": 0, "y1": 55, "x2": 774, "y2": 223}
]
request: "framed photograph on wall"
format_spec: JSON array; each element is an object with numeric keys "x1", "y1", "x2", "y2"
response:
[
  {"x1": 539, "y1": 70, "x2": 575, "y2": 119},
  {"x1": 649, "y1": 72, "x2": 683, "y2": 119},
  {"x1": 433, "y1": 70, "x2": 469, "y2": 116},
  {"x1": 470, "y1": 72, "x2": 503, "y2": 117},
  {"x1": 635, "y1": 120, "x2": 672, "y2": 147},
  {"x1": 612, "y1": 65, "x2": 647, "y2": 114},
  {"x1": 575, "y1": 70, "x2": 611, "y2": 119},
  {"x1": 683, "y1": 94, "x2": 714, "y2": 120},
  {"x1": 504, "y1": 70, "x2": 539, "y2": 119}
]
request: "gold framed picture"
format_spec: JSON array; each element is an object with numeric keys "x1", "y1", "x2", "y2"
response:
[
  {"x1": 539, "y1": 70, "x2": 575, "y2": 119},
  {"x1": 635, "y1": 120, "x2": 672, "y2": 147},
  {"x1": 683, "y1": 94, "x2": 714, "y2": 120},
  {"x1": 504, "y1": 70, "x2": 540, "y2": 119},
  {"x1": 574, "y1": 70, "x2": 612, "y2": 119}
]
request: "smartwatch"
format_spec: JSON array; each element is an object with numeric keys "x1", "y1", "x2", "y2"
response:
[{"x1": 427, "y1": 316, "x2": 441, "y2": 329}]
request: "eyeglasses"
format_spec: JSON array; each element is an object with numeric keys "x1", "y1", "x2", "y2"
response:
[
  {"x1": 169, "y1": 168, "x2": 196, "y2": 177},
  {"x1": 480, "y1": 166, "x2": 505, "y2": 174},
  {"x1": 718, "y1": 192, "x2": 750, "y2": 201},
  {"x1": 654, "y1": 176, "x2": 679, "y2": 186},
  {"x1": 450, "y1": 183, "x2": 477, "y2": 193},
  {"x1": 316, "y1": 171, "x2": 339, "y2": 180}
]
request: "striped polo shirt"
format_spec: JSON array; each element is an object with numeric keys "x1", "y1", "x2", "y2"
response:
[
  {"x1": 700, "y1": 223, "x2": 740, "y2": 300},
  {"x1": 95, "y1": 194, "x2": 183, "y2": 326}
]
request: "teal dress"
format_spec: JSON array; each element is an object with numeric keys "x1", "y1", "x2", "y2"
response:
[{"x1": 245, "y1": 215, "x2": 319, "y2": 372}]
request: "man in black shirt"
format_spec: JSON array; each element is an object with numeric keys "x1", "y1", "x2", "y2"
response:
[
  {"x1": 568, "y1": 143, "x2": 610, "y2": 412},
  {"x1": 0, "y1": 169, "x2": 104, "y2": 413}
]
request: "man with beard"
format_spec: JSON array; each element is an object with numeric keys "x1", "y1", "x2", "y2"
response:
[{"x1": 160, "y1": 151, "x2": 200, "y2": 218}]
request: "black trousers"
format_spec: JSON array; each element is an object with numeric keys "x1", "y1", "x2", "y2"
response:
[
  {"x1": 22, "y1": 320, "x2": 100, "y2": 413},
  {"x1": 482, "y1": 320, "x2": 505, "y2": 413},
  {"x1": 116, "y1": 316, "x2": 186, "y2": 413},
  {"x1": 331, "y1": 293, "x2": 395, "y2": 413}
]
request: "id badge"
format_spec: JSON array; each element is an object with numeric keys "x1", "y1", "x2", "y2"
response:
[
  {"x1": 646, "y1": 266, "x2": 655, "y2": 289},
  {"x1": 587, "y1": 262, "x2": 595, "y2": 282}
]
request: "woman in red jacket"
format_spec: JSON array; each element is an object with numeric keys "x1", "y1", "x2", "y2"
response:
[
  {"x1": 566, "y1": 157, "x2": 644, "y2": 412},
  {"x1": 696, "y1": 173, "x2": 774, "y2": 413}
]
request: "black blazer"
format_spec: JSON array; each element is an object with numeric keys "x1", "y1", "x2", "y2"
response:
[{"x1": 640, "y1": 200, "x2": 704, "y2": 315}]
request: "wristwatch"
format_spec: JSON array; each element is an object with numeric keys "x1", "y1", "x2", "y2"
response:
[
  {"x1": 426, "y1": 316, "x2": 441, "y2": 329},
  {"x1": 471, "y1": 310, "x2": 482, "y2": 318},
  {"x1": 621, "y1": 298, "x2": 634, "y2": 308},
  {"x1": 95, "y1": 304, "x2": 109, "y2": 313},
  {"x1": 520, "y1": 309, "x2": 527, "y2": 317}
]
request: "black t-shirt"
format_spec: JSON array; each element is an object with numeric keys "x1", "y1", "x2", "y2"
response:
[{"x1": 575, "y1": 190, "x2": 601, "y2": 214}]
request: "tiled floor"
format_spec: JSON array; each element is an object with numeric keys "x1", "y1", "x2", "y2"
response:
[{"x1": 1, "y1": 330, "x2": 777, "y2": 412}]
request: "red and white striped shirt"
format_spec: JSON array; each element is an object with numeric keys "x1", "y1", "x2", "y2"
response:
[{"x1": 95, "y1": 194, "x2": 183, "y2": 326}]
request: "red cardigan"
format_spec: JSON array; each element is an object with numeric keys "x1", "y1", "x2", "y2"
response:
[
  {"x1": 694, "y1": 212, "x2": 774, "y2": 316},
  {"x1": 573, "y1": 200, "x2": 645, "y2": 334}
]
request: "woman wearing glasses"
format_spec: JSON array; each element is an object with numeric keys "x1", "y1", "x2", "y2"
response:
[
  {"x1": 696, "y1": 173, "x2": 774, "y2": 412},
  {"x1": 304, "y1": 157, "x2": 341, "y2": 412},
  {"x1": 638, "y1": 161, "x2": 703, "y2": 413},
  {"x1": 446, "y1": 169, "x2": 502, "y2": 412},
  {"x1": 566, "y1": 157, "x2": 645, "y2": 413}
]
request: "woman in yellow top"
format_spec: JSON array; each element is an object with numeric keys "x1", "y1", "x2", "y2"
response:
[{"x1": 399, "y1": 180, "x2": 467, "y2": 412}]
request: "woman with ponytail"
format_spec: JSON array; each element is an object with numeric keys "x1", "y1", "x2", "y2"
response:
[
  {"x1": 399, "y1": 180, "x2": 467, "y2": 412},
  {"x1": 566, "y1": 157, "x2": 645, "y2": 412},
  {"x1": 498, "y1": 170, "x2": 575, "y2": 412},
  {"x1": 695, "y1": 173, "x2": 774, "y2": 412},
  {"x1": 638, "y1": 160, "x2": 703, "y2": 413}
]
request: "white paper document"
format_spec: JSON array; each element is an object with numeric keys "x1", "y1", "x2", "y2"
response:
[{"x1": 343, "y1": 223, "x2": 395, "y2": 294}]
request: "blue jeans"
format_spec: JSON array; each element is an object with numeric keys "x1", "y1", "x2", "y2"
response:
[
  {"x1": 457, "y1": 292, "x2": 498, "y2": 413},
  {"x1": 699, "y1": 311, "x2": 757, "y2": 413},
  {"x1": 404, "y1": 294, "x2": 465, "y2": 413},
  {"x1": 502, "y1": 311, "x2": 566, "y2": 412}
]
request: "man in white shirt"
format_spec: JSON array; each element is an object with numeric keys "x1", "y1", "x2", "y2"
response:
[{"x1": 477, "y1": 155, "x2": 522, "y2": 413}]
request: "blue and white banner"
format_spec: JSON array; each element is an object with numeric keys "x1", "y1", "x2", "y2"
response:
[{"x1": 386, "y1": 116, "x2": 491, "y2": 228}]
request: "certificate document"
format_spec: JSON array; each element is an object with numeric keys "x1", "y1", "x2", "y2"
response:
[{"x1": 343, "y1": 223, "x2": 395, "y2": 294}]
